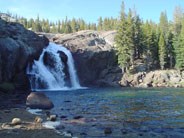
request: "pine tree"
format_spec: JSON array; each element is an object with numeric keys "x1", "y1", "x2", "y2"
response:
[
  {"x1": 58, "y1": 20, "x2": 61, "y2": 33},
  {"x1": 159, "y1": 11, "x2": 168, "y2": 36},
  {"x1": 158, "y1": 32, "x2": 167, "y2": 69},
  {"x1": 97, "y1": 17, "x2": 103, "y2": 31},
  {"x1": 45, "y1": 19, "x2": 50, "y2": 33},
  {"x1": 166, "y1": 31, "x2": 175, "y2": 68},
  {"x1": 35, "y1": 15, "x2": 42, "y2": 32},
  {"x1": 126, "y1": 9, "x2": 134, "y2": 65},
  {"x1": 50, "y1": 23, "x2": 57, "y2": 33},
  {"x1": 174, "y1": 18, "x2": 184, "y2": 70},
  {"x1": 132, "y1": 15, "x2": 143, "y2": 59},
  {"x1": 71, "y1": 18, "x2": 77, "y2": 32},
  {"x1": 115, "y1": 1, "x2": 131, "y2": 72},
  {"x1": 142, "y1": 21, "x2": 159, "y2": 70},
  {"x1": 64, "y1": 23, "x2": 72, "y2": 33}
]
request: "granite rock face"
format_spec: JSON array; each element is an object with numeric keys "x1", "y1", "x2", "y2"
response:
[
  {"x1": 0, "y1": 19, "x2": 49, "y2": 89},
  {"x1": 42, "y1": 30, "x2": 122, "y2": 87}
]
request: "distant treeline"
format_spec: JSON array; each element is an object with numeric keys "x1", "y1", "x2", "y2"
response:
[{"x1": 2, "y1": 12, "x2": 118, "y2": 33}]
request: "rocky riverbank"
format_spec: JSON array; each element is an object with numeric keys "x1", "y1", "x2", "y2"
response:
[
  {"x1": 120, "y1": 70, "x2": 184, "y2": 88},
  {"x1": 0, "y1": 90, "x2": 63, "y2": 138}
]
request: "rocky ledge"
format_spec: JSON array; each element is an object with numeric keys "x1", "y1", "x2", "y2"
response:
[
  {"x1": 0, "y1": 19, "x2": 49, "y2": 89},
  {"x1": 41, "y1": 30, "x2": 122, "y2": 87},
  {"x1": 120, "y1": 70, "x2": 184, "y2": 88}
]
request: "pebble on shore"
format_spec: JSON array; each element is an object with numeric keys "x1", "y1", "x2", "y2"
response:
[{"x1": 11, "y1": 118, "x2": 22, "y2": 125}]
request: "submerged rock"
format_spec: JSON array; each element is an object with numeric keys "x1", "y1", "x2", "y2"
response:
[
  {"x1": 104, "y1": 127, "x2": 112, "y2": 134},
  {"x1": 26, "y1": 92, "x2": 54, "y2": 109},
  {"x1": 48, "y1": 114, "x2": 57, "y2": 121}
]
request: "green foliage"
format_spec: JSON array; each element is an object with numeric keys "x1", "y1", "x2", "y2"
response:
[
  {"x1": 142, "y1": 21, "x2": 159, "y2": 70},
  {"x1": 115, "y1": 1, "x2": 131, "y2": 71},
  {"x1": 115, "y1": 2, "x2": 145, "y2": 72},
  {"x1": 158, "y1": 32, "x2": 167, "y2": 69},
  {"x1": 174, "y1": 18, "x2": 184, "y2": 70},
  {"x1": 3, "y1": 11, "x2": 118, "y2": 34},
  {"x1": 166, "y1": 31, "x2": 175, "y2": 68}
]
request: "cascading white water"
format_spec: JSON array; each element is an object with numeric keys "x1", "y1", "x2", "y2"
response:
[{"x1": 27, "y1": 42, "x2": 81, "y2": 90}]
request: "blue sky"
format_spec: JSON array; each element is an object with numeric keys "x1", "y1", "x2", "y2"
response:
[{"x1": 0, "y1": 0, "x2": 184, "y2": 23}]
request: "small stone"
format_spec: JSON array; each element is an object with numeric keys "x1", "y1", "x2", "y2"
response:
[
  {"x1": 1, "y1": 123, "x2": 10, "y2": 129},
  {"x1": 45, "y1": 111, "x2": 50, "y2": 117},
  {"x1": 121, "y1": 129, "x2": 127, "y2": 134},
  {"x1": 56, "y1": 125, "x2": 65, "y2": 130},
  {"x1": 73, "y1": 116, "x2": 83, "y2": 119},
  {"x1": 140, "y1": 126, "x2": 149, "y2": 132},
  {"x1": 11, "y1": 118, "x2": 21, "y2": 125},
  {"x1": 34, "y1": 116, "x2": 43, "y2": 123},
  {"x1": 80, "y1": 132, "x2": 87, "y2": 136},
  {"x1": 48, "y1": 114, "x2": 57, "y2": 121},
  {"x1": 104, "y1": 127, "x2": 112, "y2": 134},
  {"x1": 62, "y1": 132, "x2": 72, "y2": 137},
  {"x1": 4, "y1": 110, "x2": 11, "y2": 113},
  {"x1": 64, "y1": 100, "x2": 72, "y2": 103},
  {"x1": 60, "y1": 115, "x2": 67, "y2": 119}
]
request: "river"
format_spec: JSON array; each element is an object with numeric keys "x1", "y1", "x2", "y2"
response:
[{"x1": 44, "y1": 87, "x2": 184, "y2": 137}]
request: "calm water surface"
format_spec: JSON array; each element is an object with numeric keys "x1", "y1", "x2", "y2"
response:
[{"x1": 44, "y1": 87, "x2": 184, "y2": 138}]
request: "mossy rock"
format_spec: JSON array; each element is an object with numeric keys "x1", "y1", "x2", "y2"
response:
[{"x1": 0, "y1": 82, "x2": 15, "y2": 92}]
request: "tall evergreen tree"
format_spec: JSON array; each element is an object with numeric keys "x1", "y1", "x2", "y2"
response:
[
  {"x1": 158, "y1": 32, "x2": 167, "y2": 69},
  {"x1": 159, "y1": 11, "x2": 168, "y2": 36},
  {"x1": 35, "y1": 15, "x2": 42, "y2": 32},
  {"x1": 132, "y1": 15, "x2": 143, "y2": 59},
  {"x1": 142, "y1": 21, "x2": 159, "y2": 70},
  {"x1": 174, "y1": 18, "x2": 184, "y2": 70},
  {"x1": 71, "y1": 18, "x2": 77, "y2": 32},
  {"x1": 64, "y1": 23, "x2": 72, "y2": 33},
  {"x1": 126, "y1": 9, "x2": 135, "y2": 66},
  {"x1": 166, "y1": 31, "x2": 175, "y2": 68},
  {"x1": 58, "y1": 20, "x2": 61, "y2": 33},
  {"x1": 97, "y1": 17, "x2": 103, "y2": 31},
  {"x1": 115, "y1": 1, "x2": 131, "y2": 71}
]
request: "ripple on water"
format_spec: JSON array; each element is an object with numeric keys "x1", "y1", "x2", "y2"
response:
[{"x1": 43, "y1": 87, "x2": 184, "y2": 137}]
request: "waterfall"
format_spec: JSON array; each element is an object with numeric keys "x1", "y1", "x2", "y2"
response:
[{"x1": 27, "y1": 42, "x2": 81, "y2": 90}]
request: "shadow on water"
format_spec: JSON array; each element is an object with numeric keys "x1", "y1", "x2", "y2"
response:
[{"x1": 43, "y1": 87, "x2": 184, "y2": 137}]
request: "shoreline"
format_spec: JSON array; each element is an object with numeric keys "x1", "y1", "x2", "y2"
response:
[{"x1": 0, "y1": 91, "x2": 62, "y2": 138}]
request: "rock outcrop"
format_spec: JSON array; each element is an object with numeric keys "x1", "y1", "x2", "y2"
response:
[
  {"x1": 0, "y1": 19, "x2": 49, "y2": 89},
  {"x1": 120, "y1": 70, "x2": 184, "y2": 88},
  {"x1": 42, "y1": 30, "x2": 122, "y2": 87}
]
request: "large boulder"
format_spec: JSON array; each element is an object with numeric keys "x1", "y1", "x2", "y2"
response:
[
  {"x1": 0, "y1": 19, "x2": 49, "y2": 89},
  {"x1": 42, "y1": 30, "x2": 122, "y2": 87},
  {"x1": 26, "y1": 92, "x2": 54, "y2": 109}
]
